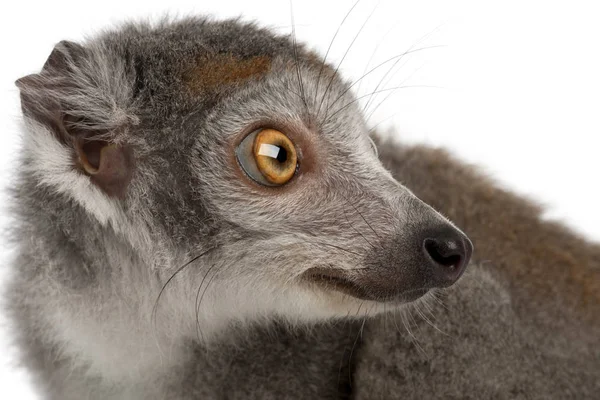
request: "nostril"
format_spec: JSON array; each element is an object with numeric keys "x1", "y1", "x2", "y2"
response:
[
  {"x1": 422, "y1": 232, "x2": 472, "y2": 286},
  {"x1": 423, "y1": 238, "x2": 463, "y2": 269}
]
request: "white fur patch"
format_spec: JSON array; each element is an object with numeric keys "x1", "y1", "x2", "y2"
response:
[{"x1": 21, "y1": 119, "x2": 127, "y2": 229}]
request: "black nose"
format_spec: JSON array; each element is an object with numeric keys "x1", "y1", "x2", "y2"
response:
[{"x1": 423, "y1": 228, "x2": 473, "y2": 287}]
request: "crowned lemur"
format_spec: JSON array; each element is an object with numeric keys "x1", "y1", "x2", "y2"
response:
[{"x1": 6, "y1": 17, "x2": 599, "y2": 399}]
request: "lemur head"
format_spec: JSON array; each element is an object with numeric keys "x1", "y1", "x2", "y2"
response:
[{"x1": 15, "y1": 18, "x2": 471, "y2": 331}]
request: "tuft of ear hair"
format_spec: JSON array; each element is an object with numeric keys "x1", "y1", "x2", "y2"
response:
[{"x1": 15, "y1": 40, "x2": 136, "y2": 198}]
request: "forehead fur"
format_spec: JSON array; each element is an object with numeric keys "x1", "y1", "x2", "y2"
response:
[{"x1": 94, "y1": 18, "x2": 308, "y2": 106}]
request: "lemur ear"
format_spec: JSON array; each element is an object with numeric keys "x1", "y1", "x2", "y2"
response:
[
  {"x1": 73, "y1": 138, "x2": 134, "y2": 198},
  {"x1": 15, "y1": 40, "x2": 135, "y2": 198},
  {"x1": 42, "y1": 40, "x2": 85, "y2": 72},
  {"x1": 15, "y1": 41, "x2": 86, "y2": 144}
]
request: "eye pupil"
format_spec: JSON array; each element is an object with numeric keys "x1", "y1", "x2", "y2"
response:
[{"x1": 276, "y1": 147, "x2": 287, "y2": 163}]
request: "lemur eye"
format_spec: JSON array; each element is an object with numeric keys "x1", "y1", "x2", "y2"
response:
[{"x1": 236, "y1": 128, "x2": 298, "y2": 186}]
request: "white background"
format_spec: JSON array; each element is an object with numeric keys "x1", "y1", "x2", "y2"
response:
[{"x1": 0, "y1": 0, "x2": 598, "y2": 397}]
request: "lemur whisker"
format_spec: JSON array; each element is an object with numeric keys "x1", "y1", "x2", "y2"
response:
[
  {"x1": 368, "y1": 112, "x2": 400, "y2": 134},
  {"x1": 383, "y1": 302, "x2": 388, "y2": 331},
  {"x1": 342, "y1": 205, "x2": 377, "y2": 251},
  {"x1": 362, "y1": 23, "x2": 443, "y2": 114},
  {"x1": 336, "y1": 333, "x2": 348, "y2": 392},
  {"x1": 317, "y1": 1, "x2": 378, "y2": 121},
  {"x1": 274, "y1": 231, "x2": 365, "y2": 258},
  {"x1": 195, "y1": 262, "x2": 221, "y2": 343},
  {"x1": 289, "y1": 0, "x2": 309, "y2": 113},
  {"x1": 342, "y1": 194, "x2": 384, "y2": 244},
  {"x1": 314, "y1": 241, "x2": 363, "y2": 257},
  {"x1": 355, "y1": 21, "x2": 399, "y2": 97},
  {"x1": 337, "y1": 300, "x2": 365, "y2": 390},
  {"x1": 365, "y1": 63, "x2": 427, "y2": 124},
  {"x1": 355, "y1": 300, "x2": 365, "y2": 318},
  {"x1": 414, "y1": 300, "x2": 447, "y2": 336},
  {"x1": 151, "y1": 246, "x2": 219, "y2": 327},
  {"x1": 313, "y1": 0, "x2": 361, "y2": 108},
  {"x1": 419, "y1": 293, "x2": 438, "y2": 317},
  {"x1": 429, "y1": 290, "x2": 451, "y2": 312},
  {"x1": 324, "y1": 85, "x2": 440, "y2": 125},
  {"x1": 361, "y1": 51, "x2": 413, "y2": 117},
  {"x1": 407, "y1": 304, "x2": 430, "y2": 355},
  {"x1": 274, "y1": 73, "x2": 305, "y2": 101},
  {"x1": 399, "y1": 308, "x2": 426, "y2": 355},
  {"x1": 347, "y1": 305, "x2": 373, "y2": 386},
  {"x1": 324, "y1": 45, "x2": 444, "y2": 120}
]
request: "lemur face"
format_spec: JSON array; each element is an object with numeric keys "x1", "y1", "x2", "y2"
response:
[
  {"x1": 192, "y1": 55, "x2": 472, "y2": 309},
  {"x1": 16, "y1": 18, "x2": 471, "y2": 324}
]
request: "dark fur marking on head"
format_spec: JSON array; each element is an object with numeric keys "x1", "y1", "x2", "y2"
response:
[{"x1": 184, "y1": 53, "x2": 272, "y2": 93}]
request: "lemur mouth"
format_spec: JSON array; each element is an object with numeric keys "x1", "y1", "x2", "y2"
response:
[
  {"x1": 303, "y1": 268, "x2": 429, "y2": 303},
  {"x1": 303, "y1": 268, "x2": 371, "y2": 300}
]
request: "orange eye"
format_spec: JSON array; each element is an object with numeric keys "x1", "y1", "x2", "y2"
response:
[{"x1": 236, "y1": 128, "x2": 298, "y2": 186}]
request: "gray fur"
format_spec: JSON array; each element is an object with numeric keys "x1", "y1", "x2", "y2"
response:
[{"x1": 6, "y1": 17, "x2": 599, "y2": 399}]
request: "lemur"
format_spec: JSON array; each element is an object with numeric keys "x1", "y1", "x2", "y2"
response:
[{"x1": 7, "y1": 17, "x2": 600, "y2": 399}]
